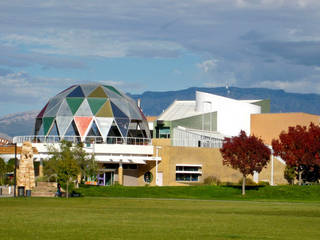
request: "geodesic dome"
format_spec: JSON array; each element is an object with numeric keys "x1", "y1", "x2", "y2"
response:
[{"x1": 34, "y1": 83, "x2": 150, "y2": 141}]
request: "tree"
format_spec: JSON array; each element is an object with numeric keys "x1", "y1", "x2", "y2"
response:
[
  {"x1": 72, "y1": 143, "x2": 97, "y2": 184},
  {"x1": 284, "y1": 166, "x2": 295, "y2": 185},
  {"x1": 47, "y1": 140, "x2": 80, "y2": 198},
  {"x1": 272, "y1": 123, "x2": 320, "y2": 185},
  {"x1": 6, "y1": 158, "x2": 15, "y2": 173},
  {"x1": 0, "y1": 158, "x2": 6, "y2": 185},
  {"x1": 220, "y1": 130, "x2": 271, "y2": 195}
]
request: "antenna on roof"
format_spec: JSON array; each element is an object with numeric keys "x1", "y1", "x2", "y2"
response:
[{"x1": 225, "y1": 84, "x2": 230, "y2": 96}]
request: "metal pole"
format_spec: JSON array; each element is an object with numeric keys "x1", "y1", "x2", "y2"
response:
[
  {"x1": 14, "y1": 143, "x2": 17, "y2": 197},
  {"x1": 271, "y1": 154, "x2": 274, "y2": 186},
  {"x1": 155, "y1": 146, "x2": 162, "y2": 186}
]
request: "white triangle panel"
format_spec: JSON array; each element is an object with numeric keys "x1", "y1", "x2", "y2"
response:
[
  {"x1": 95, "y1": 117, "x2": 114, "y2": 141},
  {"x1": 56, "y1": 116, "x2": 73, "y2": 138}
]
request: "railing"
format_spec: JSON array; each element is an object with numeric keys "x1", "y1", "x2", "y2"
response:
[{"x1": 13, "y1": 135, "x2": 152, "y2": 146}]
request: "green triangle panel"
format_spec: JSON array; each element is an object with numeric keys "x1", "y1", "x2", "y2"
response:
[
  {"x1": 104, "y1": 85, "x2": 122, "y2": 96},
  {"x1": 96, "y1": 100, "x2": 113, "y2": 117},
  {"x1": 66, "y1": 97, "x2": 84, "y2": 115},
  {"x1": 43, "y1": 117, "x2": 55, "y2": 136},
  {"x1": 88, "y1": 98, "x2": 107, "y2": 115},
  {"x1": 88, "y1": 86, "x2": 108, "y2": 98}
]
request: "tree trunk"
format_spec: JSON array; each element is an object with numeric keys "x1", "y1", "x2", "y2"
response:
[
  {"x1": 242, "y1": 175, "x2": 246, "y2": 195},
  {"x1": 66, "y1": 180, "x2": 69, "y2": 199},
  {"x1": 298, "y1": 169, "x2": 302, "y2": 186}
]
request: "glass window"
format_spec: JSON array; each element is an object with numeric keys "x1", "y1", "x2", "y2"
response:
[{"x1": 144, "y1": 171, "x2": 153, "y2": 184}]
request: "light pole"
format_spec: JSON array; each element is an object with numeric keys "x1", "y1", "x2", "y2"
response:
[
  {"x1": 155, "y1": 146, "x2": 162, "y2": 186},
  {"x1": 13, "y1": 143, "x2": 17, "y2": 197}
]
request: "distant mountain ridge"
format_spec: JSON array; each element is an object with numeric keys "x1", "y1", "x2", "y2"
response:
[
  {"x1": 0, "y1": 110, "x2": 37, "y2": 137},
  {"x1": 1, "y1": 87, "x2": 320, "y2": 137},
  {"x1": 129, "y1": 87, "x2": 320, "y2": 116}
]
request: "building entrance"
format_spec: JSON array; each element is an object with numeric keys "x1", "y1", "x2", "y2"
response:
[{"x1": 98, "y1": 172, "x2": 114, "y2": 186}]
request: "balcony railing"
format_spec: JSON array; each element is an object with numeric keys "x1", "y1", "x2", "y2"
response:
[{"x1": 13, "y1": 135, "x2": 152, "y2": 146}]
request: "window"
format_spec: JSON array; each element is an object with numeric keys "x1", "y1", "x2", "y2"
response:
[
  {"x1": 144, "y1": 171, "x2": 153, "y2": 184},
  {"x1": 175, "y1": 164, "x2": 202, "y2": 182}
]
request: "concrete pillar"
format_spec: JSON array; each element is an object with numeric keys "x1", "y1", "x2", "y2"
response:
[
  {"x1": 118, "y1": 162, "x2": 123, "y2": 185},
  {"x1": 39, "y1": 159, "x2": 44, "y2": 177}
]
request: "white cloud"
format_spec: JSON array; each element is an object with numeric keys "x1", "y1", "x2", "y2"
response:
[
  {"x1": 197, "y1": 59, "x2": 219, "y2": 73},
  {"x1": 0, "y1": 72, "x2": 75, "y2": 103},
  {"x1": 253, "y1": 79, "x2": 320, "y2": 94}
]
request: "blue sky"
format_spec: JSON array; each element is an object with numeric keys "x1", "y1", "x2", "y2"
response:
[{"x1": 1, "y1": 0, "x2": 320, "y2": 115}]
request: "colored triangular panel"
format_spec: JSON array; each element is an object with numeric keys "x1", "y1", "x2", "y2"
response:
[
  {"x1": 67, "y1": 86, "x2": 85, "y2": 98},
  {"x1": 57, "y1": 99, "x2": 73, "y2": 116},
  {"x1": 95, "y1": 117, "x2": 113, "y2": 140},
  {"x1": 110, "y1": 97, "x2": 130, "y2": 117},
  {"x1": 115, "y1": 118, "x2": 130, "y2": 138},
  {"x1": 37, "y1": 102, "x2": 49, "y2": 118},
  {"x1": 56, "y1": 116, "x2": 73, "y2": 137},
  {"x1": 74, "y1": 116, "x2": 93, "y2": 137},
  {"x1": 75, "y1": 99, "x2": 93, "y2": 116},
  {"x1": 66, "y1": 98, "x2": 84, "y2": 115},
  {"x1": 87, "y1": 98, "x2": 106, "y2": 115},
  {"x1": 104, "y1": 85, "x2": 122, "y2": 96},
  {"x1": 88, "y1": 86, "x2": 108, "y2": 98},
  {"x1": 81, "y1": 84, "x2": 99, "y2": 97},
  {"x1": 110, "y1": 102, "x2": 128, "y2": 119},
  {"x1": 43, "y1": 117, "x2": 55, "y2": 136},
  {"x1": 96, "y1": 100, "x2": 113, "y2": 117}
]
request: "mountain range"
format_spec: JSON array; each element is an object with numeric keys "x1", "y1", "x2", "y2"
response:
[{"x1": 1, "y1": 87, "x2": 320, "y2": 137}]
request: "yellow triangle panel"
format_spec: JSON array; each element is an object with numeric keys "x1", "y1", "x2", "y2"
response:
[
  {"x1": 88, "y1": 87, "x2": 108, "y2": 98},
  {"x1": 96, "y1": 100, "x2": 113, "y2": 117}
]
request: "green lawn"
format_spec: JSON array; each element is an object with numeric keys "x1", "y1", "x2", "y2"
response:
[
  {"x1": 1, "y1": 197, "x2": 320, "y2": 240},
  {"x1": 77, "y1": 184, "x2": 320, "y2": 202}
]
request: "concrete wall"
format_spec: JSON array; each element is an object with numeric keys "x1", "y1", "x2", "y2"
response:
[
  {"x1": 152, "y1": 139, "x2": 286, "y2": 186},
  {"x1": 251, "y1": 113, "x2": 320, "y2": 145},
  {"x1": 259, "y1": 157, "x2": 287, "y2": 185},
  {"x1": 196, "y1": 91, "x2": 261, "y2": 136},
  {"x1": 157, "y1": 145, "x2": 243, "y2": 186},
  {"x1": 123, "y1": 169, "x2": 139, "y2": 186}
]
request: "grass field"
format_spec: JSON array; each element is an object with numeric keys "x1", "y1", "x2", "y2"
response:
[
  {"x1": 77, "y1": 184, "x2": 320, "y2": 202},
  {"x1": 1, "y1": 197, "x2": 320, "y2": 240}
]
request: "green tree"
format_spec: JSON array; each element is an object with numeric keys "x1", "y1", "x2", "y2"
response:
[
  {"x1": 284, "y1": 166, "x2": 295, "y2": 185},
  {"x1": 6, "y1": 158, "x2": 15, "y2": 173},
  {"x1": 47, "y1": 140, "x2": 80, "y2": 198},
  {"x1": 0, "y1": 158, "x2": 6, "y2": 185},
  {"x1": 73, "y1": 143, "x2": 97, "y2": 184}
]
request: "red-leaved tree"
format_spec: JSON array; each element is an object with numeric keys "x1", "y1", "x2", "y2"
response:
[
  {"x1": 220, "y1": 130, "x2": 271, "y2": 195},
  {"x1": 272, "y1": 123, "x2": 320, "y2": 185}
]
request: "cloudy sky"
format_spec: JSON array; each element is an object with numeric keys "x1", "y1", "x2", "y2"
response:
[{"x1": 1, "y1": 0, "x2": 320, "y2": 115}]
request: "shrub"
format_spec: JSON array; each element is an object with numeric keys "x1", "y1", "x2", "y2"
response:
[{"x1": 203, "y1": 176, "x2": 221, "y2": 186}]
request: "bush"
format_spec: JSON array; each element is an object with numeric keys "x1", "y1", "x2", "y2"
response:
[
  {"x1": 258, "y1": 181, "x2": 270, "y2": 186},
  {"x1": 203, "y1": 176, "x2": 221, "y2": 186}
]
